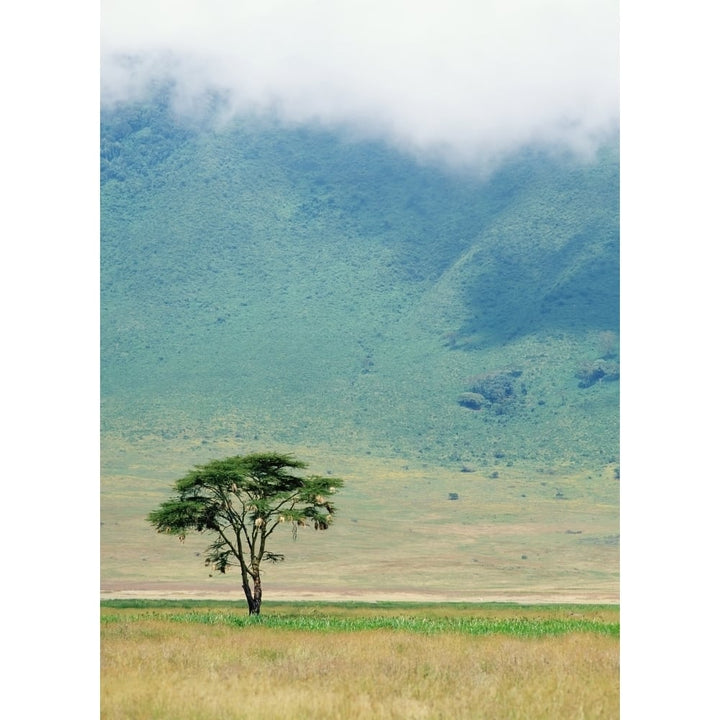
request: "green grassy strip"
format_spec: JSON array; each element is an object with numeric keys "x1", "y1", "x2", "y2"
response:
[
  {"x1": 101, "y1": 610, "x2": 618, "y2": 638},
  {"x1": 101, "y1": 599, "x2": 618, "y2": 612},
  {"x1": 102, "y1": 599, "x2": 243, "y2": 610}
]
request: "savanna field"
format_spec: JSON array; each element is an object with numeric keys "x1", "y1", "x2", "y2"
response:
[{"x1": 101, "y1": 601, "x2": 619, "y2": 720}]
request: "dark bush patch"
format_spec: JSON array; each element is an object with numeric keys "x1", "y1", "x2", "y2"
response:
[
  {"x1": 457, "y1": 392, "x2": 486, "y2": 410},
  {"x1": 575, "y1": 359, "x2": 619, "y2": 388},
  {"x1": 470, "y1": 371, "x2": 518, "y2": 403},
  {"x1": 458, "y1": 370, "x2": 524, "y2": 414}
]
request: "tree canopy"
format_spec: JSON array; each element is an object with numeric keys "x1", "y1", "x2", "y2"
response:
[{"x1": 147, "y1": 452, "x2": 343, "y2": 614}]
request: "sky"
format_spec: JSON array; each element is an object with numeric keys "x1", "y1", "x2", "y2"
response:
[{"x1": 101, "y1": 0, "x2": 619, "y2": 169}]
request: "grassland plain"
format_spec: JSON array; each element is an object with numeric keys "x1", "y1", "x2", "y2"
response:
[
  {"x1": 101, "y1": 437, "x2": 618, "y2": 601},
  {"x1": 100, "y1": 601, "x2": 619, "y2": 720}
]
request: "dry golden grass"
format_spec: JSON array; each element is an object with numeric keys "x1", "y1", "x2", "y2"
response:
[{"x1": 101, "y1": 617, "x2": 618, "y2": 719}]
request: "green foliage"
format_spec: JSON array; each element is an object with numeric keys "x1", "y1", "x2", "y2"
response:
[
  {"x1": 461, "y1": 370, "x2": 525, "y2": 415},
  {"x1": 147, "y1": 452, "x2": 343, "y2": 613}
]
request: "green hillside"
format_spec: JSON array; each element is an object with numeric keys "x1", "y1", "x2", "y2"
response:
[
  {"x1": 101, "y1": 97, "x2": 618, "y2": 472},
  {"x1": 100, "y1": 96, "x2": 618, "y2": 598}
]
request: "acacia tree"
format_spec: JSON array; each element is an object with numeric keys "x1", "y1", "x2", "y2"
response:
[{"x1": 147, "y1": 452, "x2": 343, "y2": 615}]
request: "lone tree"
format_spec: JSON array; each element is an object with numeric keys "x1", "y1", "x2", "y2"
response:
[{"x1": 147, "y1": 452, "x2": 343, "y2": 615}]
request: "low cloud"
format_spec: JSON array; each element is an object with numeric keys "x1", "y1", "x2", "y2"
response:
[{"x1": 101, "y1": 0, "x2": 618, "y2": 169}]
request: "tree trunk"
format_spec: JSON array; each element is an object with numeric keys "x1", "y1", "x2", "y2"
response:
[
  {"x1": 242, "y1": 571, "x2": 262, "y2": 615},
  {"x1": 251, "y1": 569, "x2": 262, "y2": 615},
  {"x1": 241, "y1": 578, "x2": 258, "y2": 615}
]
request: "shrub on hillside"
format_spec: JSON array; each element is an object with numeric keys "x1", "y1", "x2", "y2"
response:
[
  {"x1": 575, "y1": 359, "x2": 620, "y2": 388},
  {"x1": 457, "y1": 392, "x2": 487, "y2": 410},
  {"x1": 459, "y1": 369, "x2": 523, "y2": 414}
]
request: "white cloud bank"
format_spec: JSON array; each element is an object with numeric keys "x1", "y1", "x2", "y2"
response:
[{"x1": 101, "y1": 0, "x2": 618, "y2": 168}]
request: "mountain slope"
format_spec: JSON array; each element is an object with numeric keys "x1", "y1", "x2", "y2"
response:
[{"x1": 101, "y1": 98, "x2": 619, "y2": 471}]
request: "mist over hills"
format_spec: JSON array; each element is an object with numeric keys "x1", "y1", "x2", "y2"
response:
[{"x1": 101, "y1": 97, "x2": 618, "y2": 473}]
